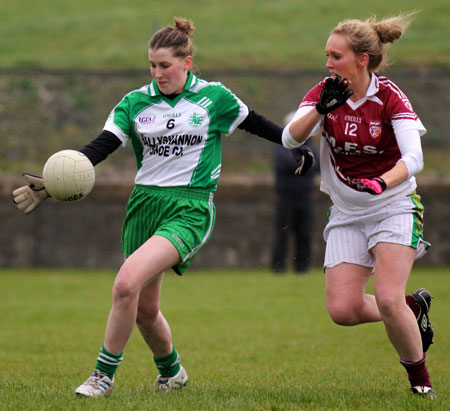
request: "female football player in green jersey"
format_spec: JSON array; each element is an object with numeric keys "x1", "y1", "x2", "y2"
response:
[{"x1": 13, "y1": 17, "x2": 321, "y2": 397}]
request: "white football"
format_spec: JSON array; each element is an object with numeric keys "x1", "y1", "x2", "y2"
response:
[{"x1": 43, "y1": 150, "x2": 95, "y2": 201}]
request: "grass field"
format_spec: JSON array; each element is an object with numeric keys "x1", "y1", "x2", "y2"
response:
[
  {"x1": 0, "y1": 0, "x2": 449, "y2": 70},
  {"x1": 0, "y1": 267, "x2": 448, "y2": 410}
]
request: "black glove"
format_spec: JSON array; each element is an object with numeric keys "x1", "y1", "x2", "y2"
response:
[
  {"x1": 316, "y1": 76, "x2": 353, "y2": 115},
  {"x1": 291, "y1": 146, "x2": 315, "y2": 176}
]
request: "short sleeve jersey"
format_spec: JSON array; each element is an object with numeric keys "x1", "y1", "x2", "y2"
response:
[
  {"x1": 103, "y1": 72, "x2": 249, "y2": 191},
  {"x1": 295, "y1": 73, "x2": 426, "y2": 214}
]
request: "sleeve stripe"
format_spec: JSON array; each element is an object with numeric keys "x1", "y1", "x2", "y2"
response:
[
  {"x1": 392, "y1": 113, "x2": 418, "y2": 121},
  {"x1": 299, "y1": 101, "x2": 317, "y2": 108}
]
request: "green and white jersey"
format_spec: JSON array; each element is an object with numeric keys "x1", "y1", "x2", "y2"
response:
[{"x1": 103, "y1": 72, "x2": 249, "y2": 191}]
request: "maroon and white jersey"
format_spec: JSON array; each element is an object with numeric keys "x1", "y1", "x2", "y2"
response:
[{"x1": 292, "y1": 73, "x2": 426, "y2": 214}]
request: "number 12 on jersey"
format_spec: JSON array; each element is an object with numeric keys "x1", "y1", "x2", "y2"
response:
[{"x1": 344, "y1": 122, "x2": 358, "y2": 137}]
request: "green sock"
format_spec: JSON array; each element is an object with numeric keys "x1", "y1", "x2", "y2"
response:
[
  {"x1": 95, "y1": 345, "x2": 123, "y2": 379},
  {"x1": 154, "y1": 347, "x2": 181, "y2": 378}
]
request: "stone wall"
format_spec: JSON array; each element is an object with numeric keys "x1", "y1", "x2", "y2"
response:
[{"x1": 1, "y1": 176, "x2": 448, "y2": 270}]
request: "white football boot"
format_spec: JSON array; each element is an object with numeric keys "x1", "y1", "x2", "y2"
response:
[
  {"x1": 154, "y1": 366, "x2": 188, "y2": 392},
  {"x1": 75, "y1": 370, "x2": 114, "y2": 397},
  {"x1": 411, "y1": 385, "x2": 437, "y2": 399}
]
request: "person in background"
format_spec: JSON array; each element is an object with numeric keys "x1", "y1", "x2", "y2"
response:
[
  {"x1": 282, "y1": 12, "x2": 436, "y2": 398},
  {"x1": 271, "y1": 111, "x2": 319, "y2": 274},
  {"x1": 12, "y1": 17, "x2": 314, "y2": 398}
]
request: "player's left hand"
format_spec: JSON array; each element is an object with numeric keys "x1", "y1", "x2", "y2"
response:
[
  {"x1": 12, "y1": 173, "x2": 50, "y2": 214},
  {"x1": 347, "y1": 176, "x2": 387, "y2": 195},
  {"x1": 291, "y1": 146, "x2": 315, "y2": 176}
]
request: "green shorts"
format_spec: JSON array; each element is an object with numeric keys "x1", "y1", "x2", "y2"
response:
[{"x1": 122, "y1": 185, "x2": 216, "y2": 275}]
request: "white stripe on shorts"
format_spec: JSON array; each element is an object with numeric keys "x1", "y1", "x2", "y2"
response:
[{"x1": 182, "y1": 192, "x2": 215, "y2": 263}]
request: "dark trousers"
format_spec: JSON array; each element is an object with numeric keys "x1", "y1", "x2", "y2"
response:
[{"x1": 271, "y1": 193, "x2": 313, "y2": 273}]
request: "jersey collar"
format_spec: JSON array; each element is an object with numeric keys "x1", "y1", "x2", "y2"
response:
[
  {"x1": 365, "y1": 73, "x2": 383, "y2": 106},
  {"x1": 148, "y1": 71, "x2": 198, "y2": 97},
  {"x1": 366, "y1": 73, "x2": 380, "y2": 97},
  {"x1": 347, "y1": 73, "x2": 382, "y2": 110},
  {"x1": 185, "y1": 71, "x2": 198, "y2": 90}
]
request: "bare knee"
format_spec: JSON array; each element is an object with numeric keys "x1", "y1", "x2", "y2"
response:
[
  {"x1": 112, "y1": 263, "x2": 140, "y2": 302},
  {"x1": 326, "y1": 295, "x2": 362, "y2": 326},
  {"x1": 136, "y1": 302, "x2": 160, "y2": 326},
  {"x1": 327, "y1": 305, "x2": 357, "y2": 325},
  {"x1": 376, "y1": 293, "x2": 401, "y2": 321}
]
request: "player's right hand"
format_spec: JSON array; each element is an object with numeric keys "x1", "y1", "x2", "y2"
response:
[
  {"x1": 12, "y1": 173, "x2": 50, "y2": 214},
  {"x1": 316, "y1": 76, "x2": 353, "y2": 115}
]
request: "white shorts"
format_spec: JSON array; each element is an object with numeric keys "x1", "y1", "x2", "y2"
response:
[{"x1": 323, "y1": 193, "x2": 431, "y2": 269}]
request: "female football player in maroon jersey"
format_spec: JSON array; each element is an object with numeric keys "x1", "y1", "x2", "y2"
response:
[{"x1": 283, "y1": 12, "x2": 436, "y2": 398}]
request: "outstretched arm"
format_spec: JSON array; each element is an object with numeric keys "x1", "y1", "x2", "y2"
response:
[
  {"x1": 79, "y1": 130, "x2": 122, "y2": 165},
  {"x1": 238, "y1": 110, "x2": 315, "y2": 176},
  {"x1": 238, "y1": 109, "x2": 283, "y2": 144},
  {"x1": 12, "y1": 131, "x2": 122, "y2": 214}
]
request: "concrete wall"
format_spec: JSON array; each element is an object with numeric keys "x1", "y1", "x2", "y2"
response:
[{"x1": 1, "y1": 176, "x2": 448, "y2": 271}]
